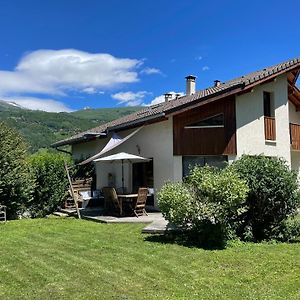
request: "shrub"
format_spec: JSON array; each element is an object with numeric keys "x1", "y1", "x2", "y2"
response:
[
  {"x1": 158, "y1": 182, "x2": 195, "y2": 227},
  {"x1": 158, "y1": 166, "x2": 249, "y2": 248},
  {"x1": 269, "y1": 217, "x2": 300, "y2": 242},
  {"x1": 187, "y1": 166, "x2": 249, "y2": 226},
  {"x1": 0, "y1": 122, "x2": 34, "y2": 218},
  {"x1": 231, "y1": 155, "x2": 300, "y2": 241},
  {"x1": 29, "y1": 149, "x2": 71, "y2": 217}
]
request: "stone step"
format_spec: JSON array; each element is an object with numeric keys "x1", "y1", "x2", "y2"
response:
[
  {"x1": 53, "y1": 211, "x2": 69, "y2": 217},
  {"x1": 59, "y1": 208, "x2": 78, "y2": 216}
]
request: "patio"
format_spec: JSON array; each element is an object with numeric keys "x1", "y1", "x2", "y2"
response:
[{"x1": 58, "y1": 207, "x2": 177, "y2": 233}]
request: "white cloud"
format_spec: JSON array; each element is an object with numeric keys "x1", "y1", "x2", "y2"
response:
[
  {"x1": 0, "y1": 49, "x2": 143, "y2": 96},
  {"x1": 1, "y1": 96, "x2": 72, "y2": 112},
  {"x1": 145, "y1": 91, "x2": 184, "y2": 106},
  {"x1": 202, "y1": 66, "x2": 210, "y2": 71},
  {"x1": 141, "y1": 67, "x2": 162, "y2": 75},
  {"x1": 111, "y1": 91, "x2": 150, "y2": 106},
  {"x1": 81, "y1": 87, "x2": 104, "y2": 94}
]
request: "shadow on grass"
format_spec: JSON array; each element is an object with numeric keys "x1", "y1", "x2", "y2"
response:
[{"x1": 144, "y1": 232, "x2": 226, "y2": 250}]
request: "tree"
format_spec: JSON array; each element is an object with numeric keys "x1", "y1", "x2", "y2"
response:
[{"x1": 0, "y1": 122, "x2": 34, "y2": 218}]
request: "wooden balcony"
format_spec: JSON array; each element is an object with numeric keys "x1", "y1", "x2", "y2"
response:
[
  {"x1": 290, "y1": 123, "x2": 300, "y2": 150},
  {"x1": 264, "y1": 117, "x2": 276, "y2": 141}
]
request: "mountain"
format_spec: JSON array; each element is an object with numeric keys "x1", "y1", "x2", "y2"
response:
[
  {"x1": 0, "y1": 101, "x2": 141, "y2": 152},
  {"x1": 0, "y1": 99, "x2": 25, "y2": 110}
]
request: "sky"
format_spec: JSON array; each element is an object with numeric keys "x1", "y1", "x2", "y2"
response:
[{"x1": 0, "y1": 0, "x2": 300, "y2": 112}]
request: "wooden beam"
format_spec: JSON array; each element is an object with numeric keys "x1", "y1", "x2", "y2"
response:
[{"x1": 64, "y1": 161, "x2": 81, "y2": 219}]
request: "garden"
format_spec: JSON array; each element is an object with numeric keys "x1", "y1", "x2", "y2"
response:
[
  {"x1": 0, "y1": 218, "x2": 299, "y2": 299},
  {"x1": 0, "y1": 121, "x2": 300, "y2": 299}
]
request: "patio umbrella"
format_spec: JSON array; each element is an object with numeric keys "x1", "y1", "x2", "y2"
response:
[{"x1": 93, "y1": 152, "x2": 150, "y2": 192}]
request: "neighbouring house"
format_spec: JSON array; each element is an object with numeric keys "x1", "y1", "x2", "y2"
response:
[{"x1": 52, "y1": 57, "x2": 300, "y2": 207}]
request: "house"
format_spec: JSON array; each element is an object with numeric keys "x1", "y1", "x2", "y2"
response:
[{"x1": 52, "y1": 57, "x2": 300, "y2": 207}]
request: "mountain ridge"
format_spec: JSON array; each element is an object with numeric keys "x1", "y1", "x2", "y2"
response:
[{"x1": 0, "y1": 101, "x2": 141, "y2": 152}]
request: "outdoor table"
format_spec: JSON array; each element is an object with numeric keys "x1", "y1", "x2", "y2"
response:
[{"x1": 117, "y1": 194, "x2": 138, "y2": 215}]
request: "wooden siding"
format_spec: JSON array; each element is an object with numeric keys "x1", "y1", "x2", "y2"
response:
[
  {"x1": 290, "y1": 123, "x2": 300, "y2": 150},
  {"x1": 173, "y1": 96, "x2": 236, "y2": 155},
  {"x1": 264, "y1": 117, "x2": 276, "y2": 141}
]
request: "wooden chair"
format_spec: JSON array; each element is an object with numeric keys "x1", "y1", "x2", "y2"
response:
[
  {"x1": 0, "y1": 205, "x2": 6, "y2": 222},
  {"x1": 133, "y1": 188, "x2": 148, "y2": 217},
  {"x1": 102, "y1": 187, "x2": 122, "y2": 216}
]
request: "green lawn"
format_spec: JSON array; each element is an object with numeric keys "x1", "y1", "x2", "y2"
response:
[{"x1": 0, "y1": 219, "x2": 299, "y2": 300}]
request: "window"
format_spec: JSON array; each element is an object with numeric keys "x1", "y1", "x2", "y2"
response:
[
  {"x1": 263, "y1": 92, "x2": 274, "y2": 117},
  {"x1": 184, "y1": 113, "x2": 224, "y2": 129},
  {"x1": 132, "y1": 160, "x2": 153, "y2": 191},
  {"x1": 182, "y1": 155, "x2": 228, "y2": 177}
]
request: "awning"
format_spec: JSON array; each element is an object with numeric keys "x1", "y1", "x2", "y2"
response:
[{"x1": 78, "y1": 127, "x2": 142, "y2": 165}]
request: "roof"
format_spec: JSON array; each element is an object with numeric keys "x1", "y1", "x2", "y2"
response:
[{"x1": 52, "y1": 57, "x2": 300, "y2": 148}]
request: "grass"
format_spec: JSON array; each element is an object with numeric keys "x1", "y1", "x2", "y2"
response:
[{"x1": 0, "y1": 219, "x2": 299, "y2": 300}]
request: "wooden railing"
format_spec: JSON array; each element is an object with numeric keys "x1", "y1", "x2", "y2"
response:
[
  {"x1": 264, "y1": 117, "x2": 276, "y2": 141},
  {"x1": 290, "y1": 123, "x2": 300, "y2": 150}
]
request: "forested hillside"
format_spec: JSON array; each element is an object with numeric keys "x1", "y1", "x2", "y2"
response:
[{"x1": 0, "y1": 101, "x2": 141, "y2": 152}]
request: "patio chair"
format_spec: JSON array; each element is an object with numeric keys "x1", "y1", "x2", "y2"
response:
[
  {"x1": 133, "y1": 187, "x2": 148, "y2": 217},
  {"x1": 0, "y1": 205, "x2": 7, "y2": 222},
  {"x1": 102, "y1": 187, "x2": 122, "y2": 216}
]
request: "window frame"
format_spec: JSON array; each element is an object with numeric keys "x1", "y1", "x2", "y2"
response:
[{"x1": 184, "y1": 113, "x2": 225, "y2": 129}]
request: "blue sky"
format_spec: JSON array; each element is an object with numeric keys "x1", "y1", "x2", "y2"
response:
[{"x1": 0, "y1": 0, "x2": 299, "y2": 112}]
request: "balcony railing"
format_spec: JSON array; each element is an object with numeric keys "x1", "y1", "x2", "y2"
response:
[
  {"x1": 290, "y1": 123, "x2": 300, "y2": 150},
  {"x1": 264, "y1": 117, "x2": 276, "y2": 141}
]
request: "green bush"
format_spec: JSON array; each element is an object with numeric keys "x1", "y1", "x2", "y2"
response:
[
  {"x1": 0, "y1": 122, "x2": 34, "y2": 218},
  {"x1": 269, "y1": 216, "x2": 300, "y2": 242},
  {"x1": 231, "y1": 155, "x2": 300, "y2": 241},
  {"x1": 29, "y1": 149, "x2": 71, "y2": 217},
  {"x1": 158, "y1": 182, "x2": 195, "y2": 227},
  {"x1": 187, "y1": 166, "x2": 249, "y2": 225},
  {"x1": 158, "y1": 166, "x2": 249, "y2": 248}
]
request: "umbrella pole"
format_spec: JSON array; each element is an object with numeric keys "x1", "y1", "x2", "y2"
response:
[{"x1": 122, "y1": 159, "x2": 124, "y2": 193}]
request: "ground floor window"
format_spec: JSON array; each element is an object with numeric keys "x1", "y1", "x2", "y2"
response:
[
  {"x1": 182, "y1": 155, "x2": 228, "y2": 177},
  {"x1": 132, "y1": 160, "x2": 153, "y2": 191},
  {"x1": 132, "y1": 160, "x2": 154, "y2": 205}
]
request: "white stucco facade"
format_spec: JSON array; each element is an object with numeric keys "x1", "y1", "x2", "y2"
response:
[
  {"x1": 289, "y1": 101, "x2": 300, "y2": 173},
  {"x1": 72, "y1": 118, "x2": 181, "y2": 206},
  {"x1": 235, "y1": 74, "x2": 291, "y2": 165}
]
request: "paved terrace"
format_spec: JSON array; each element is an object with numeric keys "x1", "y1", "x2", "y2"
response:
[{"x1": 59, "y1": 207, "x2": 178, "y2": 234}]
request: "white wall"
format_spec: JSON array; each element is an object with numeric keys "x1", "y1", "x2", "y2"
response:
[
  {"x1": 289, "y1": 101, "x2": 300, "y2": 124},
  {"x1": 72, "y1": 139, "x2": 107, "y2": 161},
  {"x1": 235, "y1": 74, "x2": 291, "y2": 165},
  {"x1": 72, "y1": 118, "x2": 177, "y2": 206}
]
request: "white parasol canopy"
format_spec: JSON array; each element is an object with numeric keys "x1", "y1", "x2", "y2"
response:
[
  {"x1": 94, "y1": 152, "x2": 150, "y2": 163},
  {"x1": 94, "y1": 152, "x2": 150, "y2": 191}
]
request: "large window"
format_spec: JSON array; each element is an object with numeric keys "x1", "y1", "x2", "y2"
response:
[
  {"x1": 182, "y1": 155, "x2": 228, "y2": 177},
  {"x1": 132, "y1": 160, "x2": 154, "y2": 206},
  {"x1": 184, "y1": 113, "x2": 224, "y2": 129},
  {"x1": 132, "y1": 160, "x2": 153, "y2": 191}
]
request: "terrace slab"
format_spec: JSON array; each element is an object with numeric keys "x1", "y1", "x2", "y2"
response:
[{"x1": 81, "y1": 211, "x2": 165, "y2": 224}]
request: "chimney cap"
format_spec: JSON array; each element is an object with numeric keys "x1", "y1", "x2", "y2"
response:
[
  {"x1": 185, "y1": 75, "x2": 196, "y2": 80},
  {"x1": 214, "y1": 80, "x2": 221, "y2": 87},
  {"x1": 164, "y1": 92, "x2": 173, "y2": 102}
]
